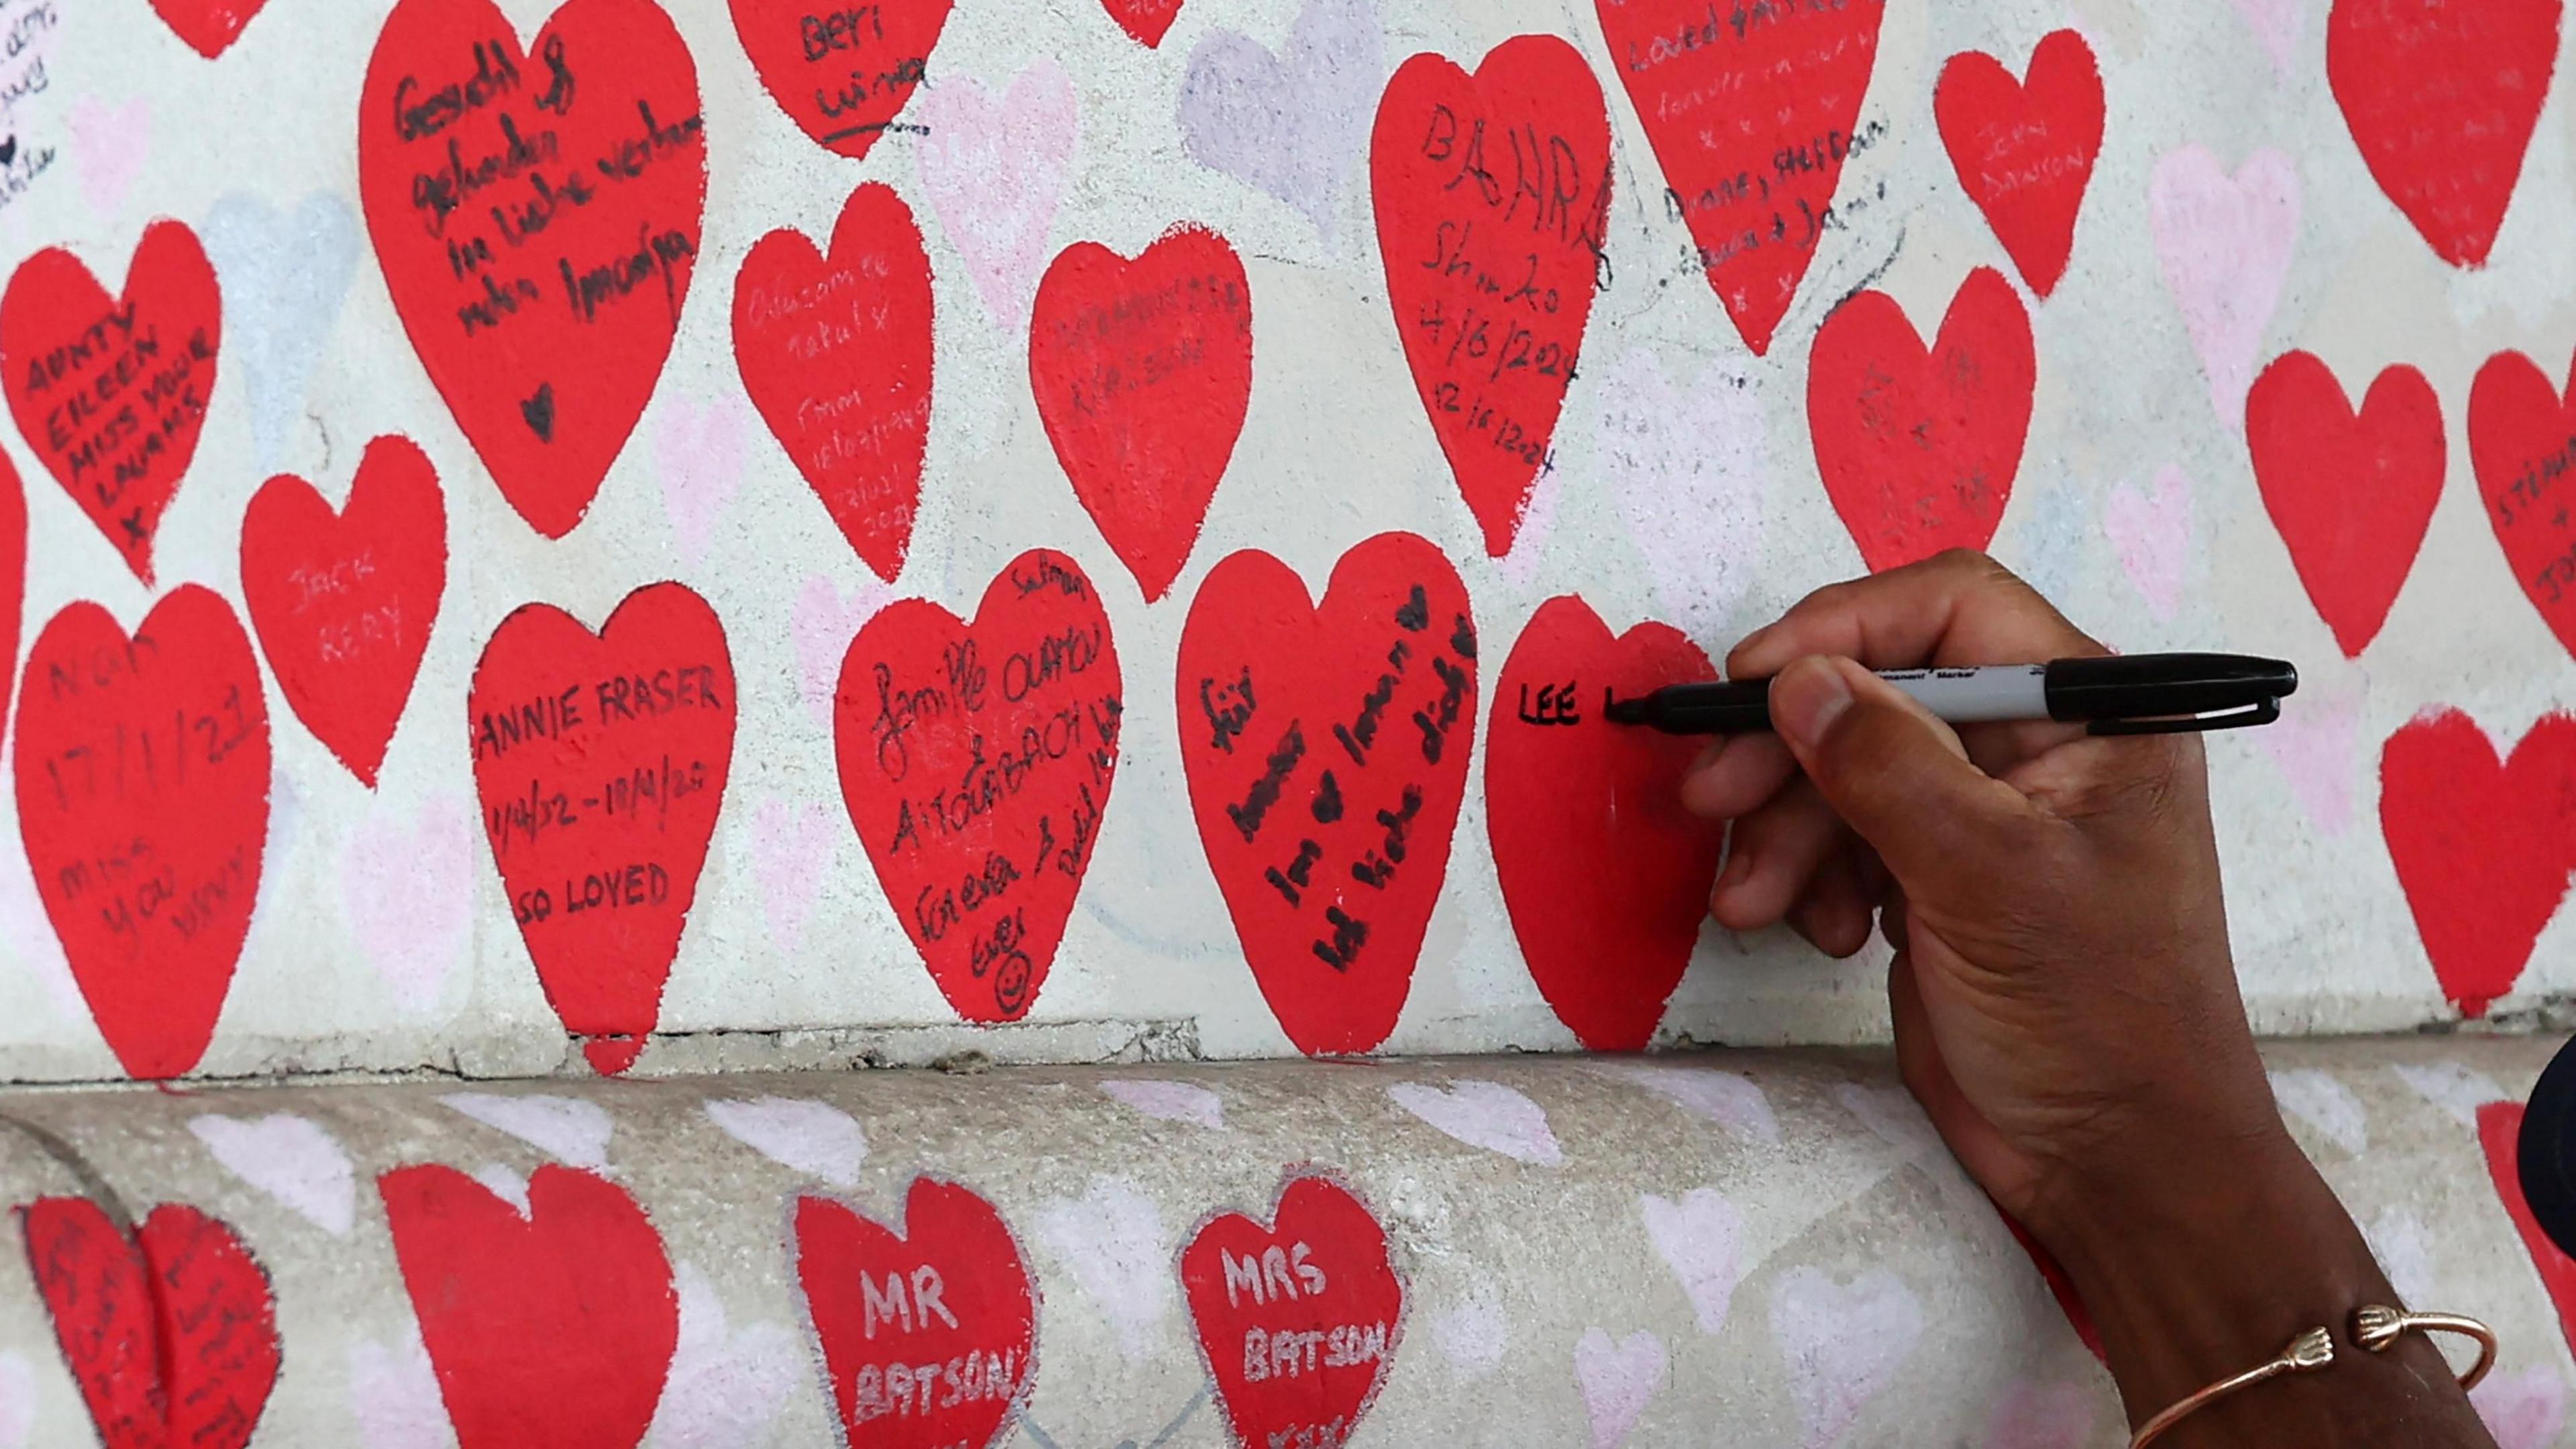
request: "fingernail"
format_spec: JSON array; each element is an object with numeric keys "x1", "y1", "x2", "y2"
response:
[
  {"x1": 1715, "y1": 847, "x2": 1752, "y2": 893},
  {"x1": 1770, "y1": 657, "x2": 1852, "y2": 752}
]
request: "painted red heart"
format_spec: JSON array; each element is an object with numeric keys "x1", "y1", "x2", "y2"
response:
[
  {"x1": 1807, "y1": 265, "x2": 2033, "y2": 574},
  {"x1": 2379, "y1": 709, "x2": 2576, "y2": 1017},
  {"x1": 15, "y1": 587, "x2": 268, "y2": 1079},
  {"x1": 1933, "y1": 29, "x2": 2102, "y2": 299},
  {"x1": 2471, "y1": 347, "x2": 2576, "y2": 661},
  {"x1": 1372, "y1": 36, "x2": 1610, "y2": 557},
  {"x1": 1182, "y1": 1173, "x2": 1404, "y2": 1449},
  {"x1": 22, "y1": 1198, "x2": 280, "y2": 1449},
  {"x1": 380, "y1": 1163, "x2": 678, "y2": 1449},
  {"x1": 793, "y1": 1177, "x2": 1037, "y2": 1446},
  {"x1": 1102, "y1": 0, "x2": 1182, "y2": 47},
  {"x1": 1486, "y1": 596, "x2": 1719, "y2": 1051},
  {"x1": 149, "y1": 0, "x2": 269, "y2": 57},
  {"x1": 2481, "y1": 1100, "x2": 2576, "y2": 1353},
  {"x1": 1177, "y1": 533, "x2": 1476, "y2": 1056},
  {"x1": 2328, "y1": 0, "x2": 2561, "y2": 268},
  {"x1": 2246, "y1": 352, "x2": 2443, "y2": 659},
  {"x1": 239, "y1": 435, "x2": 446, "y2": 788},
  {"x1": 835, "y1": 549, "x2": 1120, "y2": 1023},
  {"x1": 468, "y1": 582, "x2": 735, "y2": 1073},
  {"x1": 734, "y1": 182, "x2": 932, "y2": 584},
  {"x1": 359, "y1": 0, "x2": 707, "y2": 539},
  {"x1": 1593, "y1": 0, "x2": 1885, "y2": 355},
  {"x1": 0, "y1": 220, "x2": 222, "y2": 584},
  {"x1": 727, "y1": 0, "x2": 951, "y2": 158},
  {"x1": 1030, "y1": 225, "x2": 1250, "y2": 603}
]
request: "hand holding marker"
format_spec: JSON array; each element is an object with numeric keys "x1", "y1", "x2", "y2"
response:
[{"x1": 1607, "y1": 653, "x2": 2298, "y2": 736}]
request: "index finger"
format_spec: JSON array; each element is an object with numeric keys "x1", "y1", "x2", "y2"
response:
[{"x1": 1727, "y1": 549, "x2": 2106, "y2": 680}]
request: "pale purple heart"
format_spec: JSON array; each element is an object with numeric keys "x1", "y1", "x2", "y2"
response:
[
  {"x1": 1430, "y1": 1284, "x2": 1507, "y2": 1377},
  {"x1": 2255, "y1": 667, "x2": 2361, "y2": 833},
  {"x1": 1641, "y1": 1188, "x2": 1745, "y2": 1335},
  {"x1": 1769, "y1": 1267, "x2": 1925, "y2": 1449},
  {"x1": 1574, "y1": 1328, "x2": 1667, "y2": 1448},
  {"x1": 2363, "y1": 1206, "x2": 2435, "y2": 1307},
  {"x1": 2475, "y1": 1366, "x2": 2570, "y2": 1449},
  {"x1": 1591, "y1": 1061, "x2": 1780, "y2": 1144},
  {"x1": 1033, "y1": 1175, "x2": 1172, "y2": 1362},
  {"x1": 347, "y1": 1326, "x2": 455, "y2": 1449},
  {"x1": 1389, "y1": 1079, "x2": 1563, "y2": 1165},
  {"x1": 645, "y1": 1263, "x2": 800, "y2": 1449},
  {"x1": 792, "y1": 573, "x2": 896, "y2": 729},
  {"x1": 68, "y1": 94, "x2": 148, "y2": 218},
  {"x1": 2389, "y1": 1060, "x2": 2506, "y2": 1130},
  {"x1": 203, "y1": 191, "x2": 362, "y2": 475},
  {"x1": 1177, "y1": 0, "x2": 1381, "y2": 234},
  {"x1": 2230, "y1": 0, "x2": 2305, "y2": 77},
  {"x1": 653, "y1": 394, "x2": 749, "y2": 568},
  {"x1": 1099, "y1": 1078, "x2": 1228, "y2": 1130},
  {"x1": 1593, "y1": 347, "x2": 1768, "y2": 635},
  {"x1": 704, "y1": 1095, "x2": 867, "y2": 1187},
  {"x1": 2267, "y1": 1067, "x2": 2367, "y2": 1155},
  {"x1": 749, "y1": 796, "x2": 838, "y2": 957},
  {"x1": 915, "y1": 61, "x2": 1076, "y2": 333},
  {"x1": 2104, "y1": 466, "x2": 2193, "y2": 623},
  {"x1": 1982, "y1": 1379, "x2": 2094, "y2": 1449},
  {"x1": 2148, "y1": 146, "x2": 2300, "y2": 431},
  {"x1": 441, "y1": 1093, "x2": 612, "y2": 1169},
  {"x1": 190, "y1": 1112, "x2": 356, "y2": 1236},
  {"x1": 344, "y1": 793, "x2": 474, "y2": 1016}
]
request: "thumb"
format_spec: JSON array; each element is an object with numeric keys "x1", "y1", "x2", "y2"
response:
[{"x1": 1769, "y1": 655, "x2": 2039, "y2": 897}]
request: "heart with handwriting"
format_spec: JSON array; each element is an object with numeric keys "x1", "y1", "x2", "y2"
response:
[
  {"x1": 1373, "y1": 35, "x2": 1609, "y2": 557},
  {"x1": 241, "y1": 435, "x2": 445, "y2": 788},
  {"x1": 727, "y1": 0, "x2": 950, "y2": 159},
  {"x1": 2472, "y1": 348, "x2": 2576, "y2": 661},
  {"x1": 794, "y1": 1178, "x2": 1037, "y2": 1447},
  {"x1": 1182, "y1": 1173, "x2": 1403, "y2": 1449},
  {"x1": 380, "y1": 1163, "x2": 678, "y2": 1449},
  {"x1": 735, "y1": 181, "x2": 932, "y2": 583},
  {"x1": 15, "y1": 587, "x2": 268, "y2": 1079},
  {"x1": 360, "y1": 0, "x2": 706, "y2": 539},
  {"x1": 2379, "y1": 709, "x2": 2576, "y2": 1017},
  {"x1": 2246, "y1": 352, "x2": 2442, "y2": 657},
  {"x1": 1935, "y1": 30, "x2": 2102, "y2": 299},
  {"x1": 1177, "y1": 533, "x2": 1475, "y2": 1055},
  {"x1": 470, "y1": 582, "x2": 735, "y2": 1074},
  {"x1": 150, "y1": 0, "x2": 269, "y2": 57},
  {"x1": 1030, "y1": 224, "x2": 1250, "y2": 602},
  {"x1": 1487, "y1": 596, "x2": 1719, "y2": 1051},
  {"x1": 837, "y1": 549, "x2": 1120, "y2": 1023},
  {"x1": 1808, "y1": 266, "x2": 2033, "y2": 573},
  {"x1": 0, "y1": 220, "x2": 221, "y2": 584},
  {"x1": 2328, "y1": 0, "x2": 2559, "y2": 267},
  {"x1": 23, "y1": 1198, "x2": 279, "y2": 1449},
  {"x1": 1593, "y1": 0, "x2": 1884, "y2": 355},
  {"x1": 2481, "y1": 1101, "x2": 2576, "y2": 1354}
]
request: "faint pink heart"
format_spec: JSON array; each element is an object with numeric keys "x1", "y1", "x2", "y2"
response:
[
  {"x1": 1983, "y1": 1378, "x2": 2094, "y2": 1449},
  {"x1": 1642, "y1": 1188, "x2": 1744, "y2": 1335},
  {"x1": 69, "y1": 95, "x2": 150, "y2": 218},
  {"x1": 654, "y1": 394, "x2": 749, "y2": 568},
  {"x1": 749, "y1": 796, "x2": 839, "y2": 957},
  {"x1": 1099, "y1": 1078, "x2": 1228, "y2": 1130},
  {"x1": 2475, "y1": 1366, "x2": 2569, "y2": 1449},
  {"x1": 793, "y1": 572, "x2": 895, "y2": 728},
  {"x1": 189, "y1": 1112, "x2": 358, "y2": 1236},
  {"x1": 1034, "y1": 1175, "x2": 1171, "y2": 1361},
  {"x1": 1389, "y1": 1080, "x2": 1562, "y2": 1165},
  {"x1": 347, "y1": 1327, "x2": 450, "y2": 1449},
  {"x1": 441, "y1": 1092, "x2": 613, "y2": 1169},
  {"x1": 1594, "y1": 347, "x2": 1768, "y2": 634},
  {"x1": 2104, "y1": 466, "x2": 2193, "y2": 623},
  {"x1": 2255, "y1": 668, "x2": 2361, "y2": 833},
  {"x1": 344, "y1": 792, "x2": 474, "y2": 1015},
  {"x1": 1770, "y1": 1267, "x2": 1925, "y2": 1448},
  {"x1": 704, "y1": 1095, "x2": 867, "y2": 1187},
  {"x1": 2230, "y1": 0, "x2": 2304, "y2": 77},
  {"x1": 648, "y1": 1262, "x2": 801, "y2": 1449},
  {"x1": 2148, "y1": 146, "x2": 2300, "y2": 430},
  {"x1": 1574, "y1": 1328, "x2": 1667, "y2": 1448},
  {"x1": 1594, "y1": 1063, "x2": 1780, "y2": 1144},
  {"x1": 916, "y1": 60, "x2": 1077, "y2": 332}
]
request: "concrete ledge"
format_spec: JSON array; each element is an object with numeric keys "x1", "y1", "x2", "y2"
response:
[{"x1": 0, "y1": 1036, "x2": 2550, "y2": 1446}]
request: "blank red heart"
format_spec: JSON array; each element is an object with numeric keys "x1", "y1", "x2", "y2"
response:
[
  {"x1": 1807, "y1": 266, "x2": 2033, "y2": 574},
  {"x1": 1373, "y1": 35, "x2": 1610, "y2": 557},
  {"x1": 2472, "y1": 347, "x2": 2576, "y2": 661},
  {"x1": 2246, "y1": 351, "x2": 2443, "y2": 658},
  {"x1": 1593, "y1": 0, "x2": 1885, "y2": 356},
  {"x1": 1934, "y1": 29, "x2": 2103, "y2": 299},
  {"x1": 794, "y1": 1178, "x2": 1036, "y2": 1448},
  {"x1": 468, "y1": 582, "x2": 735, "y2": 1074},
  {"x1": 835, "y1": 549, "x2": 1121, "y2": 1023},
  {"x1": 2481, "y1": 1100, "x2": 2576, "y2": 1354},
  {"x1": 1182, "y1": 1173, "x2": 1404, "y2": 1448},
  {"x1": 359, "y1": 0, "x2": 706, "y2": 539},
  {"x1": 2328, "y1": 0, "x2": 2560, "y2": 268},
  {"x1": 2379, "y1": 709, "x2": 2576, "y2": 1018},
  {"x1": 1029, "y1": 225, "x2": 1249, "y2": 602},
  {"x1": 1486, "y1": 596, "x2": 1719, "y2": 1051},
  {"x1": 1177, "y1": 533, "x2": 1476, "y2": 1056},
  {"x1": 23, "y1": 1198, "x2": 279, "y2": 1449},
  {"x1": 380, "y1": 1163, "x2": 678, "y2": 1449},
  {"x1": 1102, "y1": 0, "x2": 1181, "y2": 46},
  {"x1": 727, "y1": 0, "x2": 951, "y2": 158},
  {"x1": 0, "y1": 220, "x2": 222, "y2": 584},
  {"x1": 15, "y1": 586, "x2": 268, "y2": 1079},
  {"x1": 734, "y1": 181, "x2": 932, "y2": 583},
  {"x1": 240, "y1": 435, "x2": 445, "y2": 788},
  {"x1": 149, "y1": 0, "x2": 269, "y2": 57}
]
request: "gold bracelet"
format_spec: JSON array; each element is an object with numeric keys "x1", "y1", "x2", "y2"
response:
[
  {"x1": 2129, "y1": 1326, "x2": 2336, "y2": 1447},
  {"x1": 2129, "y1": 1306, "x2": 2499, "y2": 1446},
  {"x1": 2352, "y1": 1304, "x2": 2498, "y2": 1390}
]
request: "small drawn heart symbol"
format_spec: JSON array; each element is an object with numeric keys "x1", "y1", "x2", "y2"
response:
[
  {"x1": 521, "y1": 384, "x2": 556, "y2": 443},
  {"x1": 0, "y1": 139, "x2": 19, "y2": 168}
]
